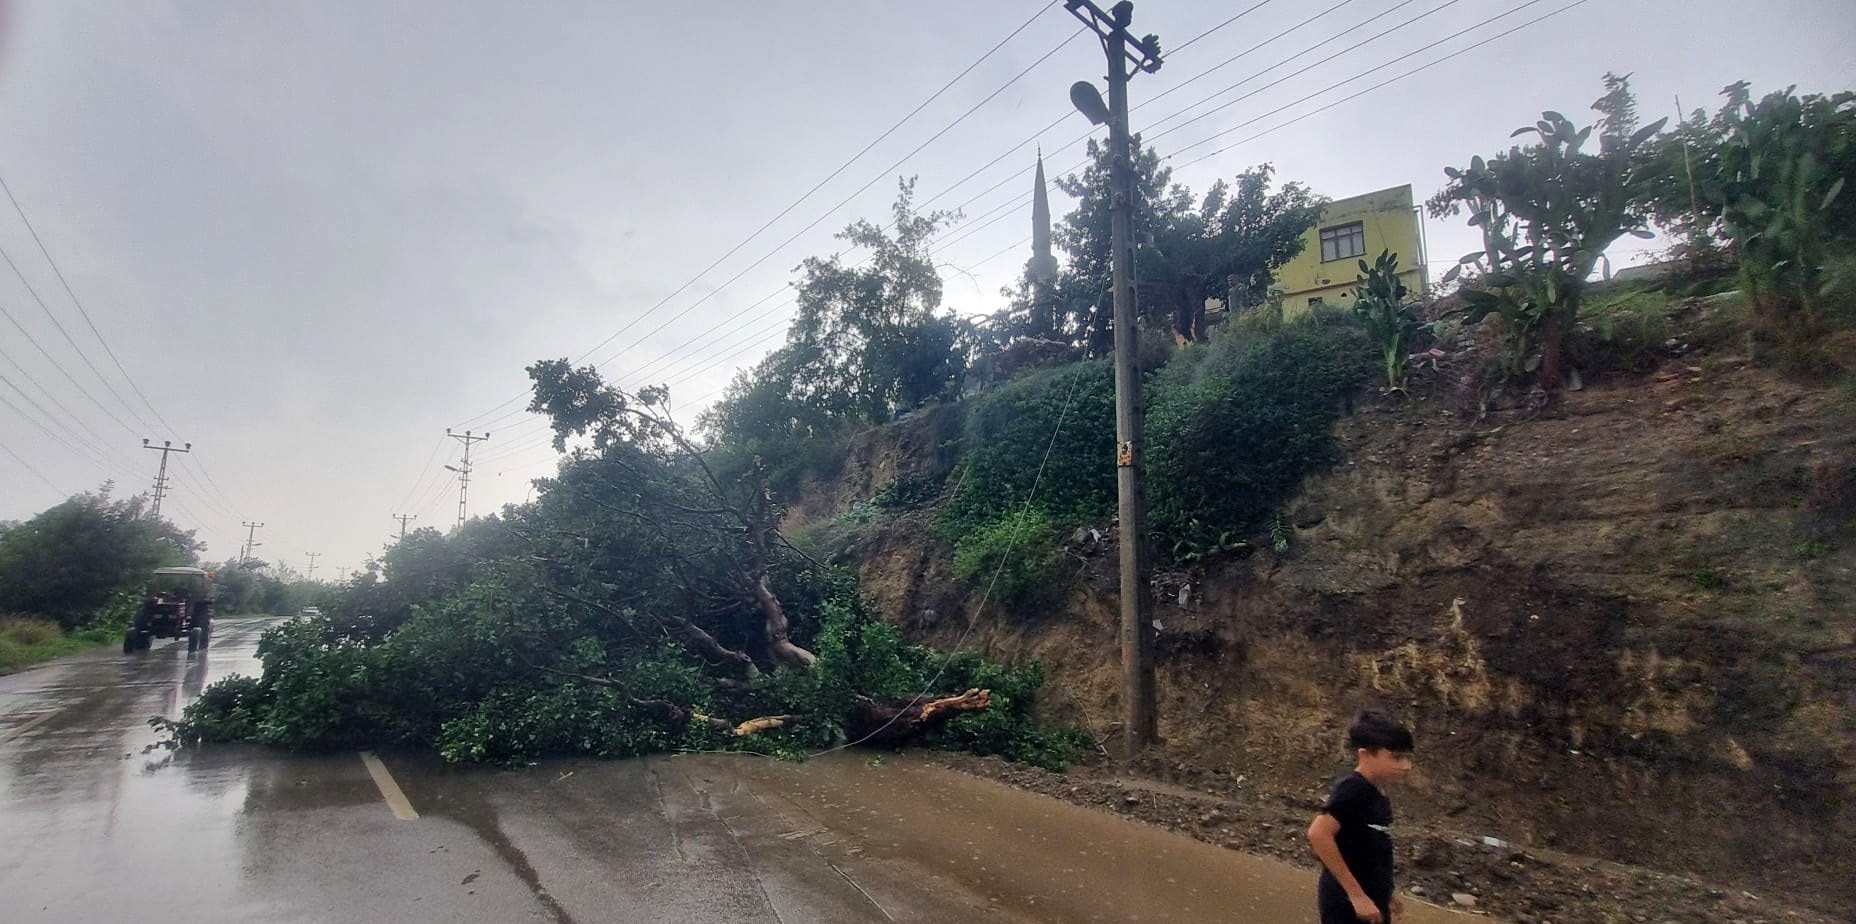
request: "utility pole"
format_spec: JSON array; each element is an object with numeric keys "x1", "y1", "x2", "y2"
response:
[
  {"x1": 305, "y1": 552, "x2": 321, "y2": 582},
  {"x1": 240, "y1": 521, "x2": 265, "y2": 565},
  {"x1": 141, "y1": 439, "x2": 191, "y2": 518},
  {"x1": 392, "y1": 513, "x2": 417, "y2": 541},
  {"x1": 1064, "y1": 0, "x2": 1162, "y2": 756},
  {"x1": 445, "y1": 428, "x2": 490, "y2": 529}
]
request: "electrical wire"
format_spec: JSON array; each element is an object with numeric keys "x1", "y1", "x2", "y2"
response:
[
  {"x1": 1167, "y1": 0, "x2": 1584, "y2": 164},
  {"x1": 1163, "y1": 0, "x2": 1279, "y2": 60},
  {"x1": 0, "y1": 182, "x2": 164, "y2": 436},
  {"x1": 450, "y1": 1, "x2": 1073, "y2": 429},
  {"x1": 0, "y1": 438, "x2": 66, "y2": 495}
]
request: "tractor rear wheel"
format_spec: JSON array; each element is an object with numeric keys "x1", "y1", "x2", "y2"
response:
[
  {"x1": 187, "y1": 627, "x2": 203, "y2": 653},
  {"x1": 123, "y1": 629, "x2": 138, "y2": 654}
]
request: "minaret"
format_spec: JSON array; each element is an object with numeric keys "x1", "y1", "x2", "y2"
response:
[{"x1": 1027, "y1": 150, "x2": 1059, "y2": 336}]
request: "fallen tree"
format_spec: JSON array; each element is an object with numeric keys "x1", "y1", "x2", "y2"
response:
[{"x1": 174, "y1": 364, "x2": 1079, "y2": 770}]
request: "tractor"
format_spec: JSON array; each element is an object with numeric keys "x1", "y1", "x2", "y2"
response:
[{"x1": 124, "y1": 567, "x2": 214, "y2": 654}]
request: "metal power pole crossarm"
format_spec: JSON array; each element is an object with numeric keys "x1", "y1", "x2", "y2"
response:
[
  {"x1": 240, "y1": 521, "x2": 265, "y2": 565},
  {"x1": 1064, "y1": 0, "x2": 1161, "y2": 756},
  {"x1": 392, "y1": 513, "x2": 417, "y2": 541},
  {"x1": 444, "y1": 428, "x2": 491, "y2": 529},
  {"x1": 141, "y1": 438, "x2": 191, "y2": 518},
  {"x1": 305, "y1": 552, "x2": 320, "y2": 582}
]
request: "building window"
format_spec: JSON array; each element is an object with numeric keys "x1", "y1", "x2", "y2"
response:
[
  {"x1": 1307, "y1": 296, "x2": 1325, "y2": 309},
  {"x1": 1320, "y1": 222, "x2": 1365, "y2": 262}
]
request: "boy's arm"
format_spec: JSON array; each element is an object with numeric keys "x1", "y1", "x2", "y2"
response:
[{"x1": 1307, "y1": 813, "x2": 1382, "y2": 923}]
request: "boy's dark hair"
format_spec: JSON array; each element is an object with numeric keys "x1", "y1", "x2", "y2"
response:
[{"x1": 1347, "y1": 710, "x2": 1414, "y2": 753}]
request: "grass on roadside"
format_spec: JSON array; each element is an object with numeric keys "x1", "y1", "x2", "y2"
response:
[{"x1": 0, "y1": 616, "x2": 117, "y2": 674}]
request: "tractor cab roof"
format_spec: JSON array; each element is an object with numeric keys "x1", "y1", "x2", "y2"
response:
[{"x1": 153, "y1": 567, "x2": 210, "y2": 577}]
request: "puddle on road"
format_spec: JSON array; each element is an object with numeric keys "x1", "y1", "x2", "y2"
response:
[{"x1": 700, "y1": 751, "x2": 1471, "y2": 923}]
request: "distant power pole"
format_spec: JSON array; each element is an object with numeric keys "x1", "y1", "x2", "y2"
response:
[
  {"x1": 1064, "y1": 0, "x2": 1162, "y2": 756},
  {"x1": 392, "y1": 513, "x2": 417, "y2": 541},
  {"x1": 141, "y1": 439, "x2": 191, "y2": 518},
  {"x1": 444, "y1": 428, "x2": 491, "y2": 529},
  {"x1": 240, "y1": 521, "x2": 265, "y2": 565},
  {"x1": 305, "y1": 552, "x2": 321, "y2": 582}
]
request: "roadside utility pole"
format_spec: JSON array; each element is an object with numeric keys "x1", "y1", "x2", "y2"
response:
[
  {"x1": 445, "y1": 428, "x2": 490, "y2": 529},
  {"x1": 392, "y1": 513, "x2": 417, "y2": 541},
  {"x1": 240, "y1": 521, "x2": 265, "y2": 565},
  {"x1": 1064, "y1": 0, "x2": 1162, "y2": 755},
  {"x1": 141, "y1": 438, "x2": 191, "y2": 518},
  {"x1": 305, "y1": 551, "x2": 321, "y2": 582}
]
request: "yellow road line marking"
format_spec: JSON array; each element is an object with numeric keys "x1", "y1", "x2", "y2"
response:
[
  {"x1": 360, "y1": 750, "x2": 419, "y2": 820},
  {"x1": 0, "y1": 710, "x2": 59, "y2": 747}
]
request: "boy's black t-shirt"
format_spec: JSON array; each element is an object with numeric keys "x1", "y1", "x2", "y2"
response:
[{"x1": 1317, "y1": 771, "x2": 1394, "y2": 901}]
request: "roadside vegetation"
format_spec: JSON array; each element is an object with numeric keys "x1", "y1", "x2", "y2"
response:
[
  {"x1": 0, "y1": 488, "x2": 327, "y2": 674},
  {"x1": 167, "y1": 74, "x2": 1854, "y2": 770}
]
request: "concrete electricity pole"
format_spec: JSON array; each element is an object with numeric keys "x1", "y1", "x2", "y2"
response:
[
  {"x1": 392, "y1": 513, "x2": 417, "y2": 541},
  {"x1": 445, "y1": 428, "x2": 491, "y2": 529},
  {"x1": 140, "y1": 439, "x2": 191, "y2": 518},
  {"x1": 240, "y1": 521, "x2": 265, "y2": 565},
  {"x1": 1064, "y1": 0, "x2": 1162, "y2": 755},
  {"x1": 305, "y1": 552, "x2": 321, "y2": 582}
]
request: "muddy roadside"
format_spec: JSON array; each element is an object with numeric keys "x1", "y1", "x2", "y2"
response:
[{"x1": 921, "y1": 752, "x2": 1837, "y2": 924}]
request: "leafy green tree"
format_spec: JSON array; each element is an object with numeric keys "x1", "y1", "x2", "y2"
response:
[
  {"x1": 1712, "y1": 84, "x2": 1856, "y2": 326},
  {"x1": 700, "y1": 180, "x2": 969, "y2": 489},
  {"x1": 1052, "y1": 141, "x2": 1323, "y2": 346},
  {"x1": 1431, "y1": 80, "x2": 1668, "y2": 387},
  {"x1": 0, "y1": 488, "x2": 200, "y2": 628},
  {"x1": 780, "y1": 178, "x2": 965, "y2": 422}
]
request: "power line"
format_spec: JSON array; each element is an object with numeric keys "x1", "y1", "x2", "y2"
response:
[
  {"x1": 0, "y1": 282, "x2": 143, "y2": 439},
  {"x1": 0, "y1": 364, "x2": 119, "y2": 467},
  {"x1": 1168, "y1": 0, "x2": 1583, "y2": 164},
  {"x1": 0, "y1": 233, "x2": 159, "y2": 438},
  {"x1": 395, "y1": 434, "x2": 450, "y2": 512},
  {"x1": 1149, "y1": 0, "x2": 1502, "y2": 145},
  {"x1": 450, "y1": 2, "x2": 1073, "y2": 430},
  {"x1": 0, "y1": 384, "x2": 128, "y2": 483},
  {"x1": 0, "y1": 438, "x2": 68, "y2": 496},
  {"x1": 447, "y1": 2, "x2": 1338, "y2": 442},
  {"x1": 1163, "y1": 0, "x2": 1278, "y2": 60},
  {"x1": 1140, "y1": 0, "x2": 1367, "y2": 113},
  {"x1": 0, "y1": 174, "x2": 264, "y2": 523},
  {"x1": 0, "y1": 174, "x2": 176, "y2": 436},
  {"x1": 573, "y1": 26, "x2": 1089, "y2": 386},
  {"x1": 613, "y1": 1, "x2": 1592, "y2": 425}
]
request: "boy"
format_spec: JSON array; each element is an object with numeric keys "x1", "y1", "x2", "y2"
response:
[{"x1": 1306, "y1": 710, "x2": 1415, "y2": 923}]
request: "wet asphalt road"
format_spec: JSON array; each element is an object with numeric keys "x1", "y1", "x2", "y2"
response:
[{"x1": 0, "y1": 619, "x2": 1474, "y2": 923}]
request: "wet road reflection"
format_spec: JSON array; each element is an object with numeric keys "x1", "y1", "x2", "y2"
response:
[{"x1": 0, "y1": 622, "x2": 1478, "y2": 922}]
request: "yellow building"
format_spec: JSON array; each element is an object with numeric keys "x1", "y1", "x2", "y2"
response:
[{"x1": 1275, "y1": 184, "x2": 1427, "y2": 317}]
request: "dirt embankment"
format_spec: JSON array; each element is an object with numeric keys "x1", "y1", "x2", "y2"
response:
[{"x1": 792, "y1": 348, "x2": 1856, "y2": 922}]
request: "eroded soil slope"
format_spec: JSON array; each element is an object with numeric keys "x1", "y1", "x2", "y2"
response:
[{"x1": 799, "y1": 350, "x2": 1855, "y2": 919}]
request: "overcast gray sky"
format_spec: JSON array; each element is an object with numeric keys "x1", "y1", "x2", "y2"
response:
[{"x1": 0, "y1": 0, "x2": 1850, "y2": 575}]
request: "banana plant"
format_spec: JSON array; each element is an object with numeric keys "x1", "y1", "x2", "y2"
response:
[
  {"x1": 1715, "y1": 86, "x2": 1855, "y2": 326},
  {"x1": 1348, "y1": 249, "x2": 1424, "y2": 390}
]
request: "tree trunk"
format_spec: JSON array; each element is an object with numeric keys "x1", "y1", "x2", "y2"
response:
[
  {"x1": 1538, "y1": 307, "x2": 1567, "y2": 389},
  {"x1": 1171, "y1": 281, "x2": 1193, "y2": 346},
  {"x1": 666, "y1": 612, "x2": 760, "y2": 679},
  {"x1": 846, "y1": 688, "x2": 992, "y2": 745},
  {"x1": 753, "y1": 575, "x2": 817, "y2": 670},
  {"x1": 1185, "y1": 277, "x2": 1209, "y2": 342}
]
